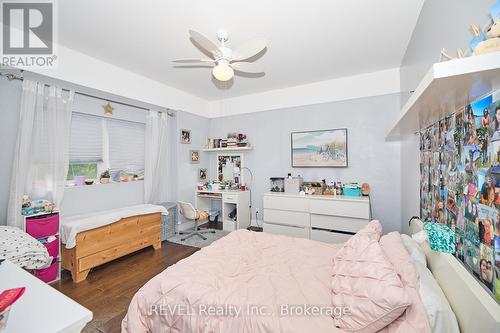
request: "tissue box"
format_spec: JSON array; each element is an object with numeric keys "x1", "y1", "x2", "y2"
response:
[{"x1": 343, "y1": 187, "x2": 361, "y2": 197}]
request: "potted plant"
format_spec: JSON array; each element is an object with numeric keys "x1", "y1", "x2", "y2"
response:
[{"x1": 100, "y1": 169, "x2": 111, "y2": 184}]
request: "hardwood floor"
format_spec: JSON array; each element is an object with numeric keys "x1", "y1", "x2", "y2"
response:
[{"x1": 52, "y1": 241, "x2": 199, "y2": 333}]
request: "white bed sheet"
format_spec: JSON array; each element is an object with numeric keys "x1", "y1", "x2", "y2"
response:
[{"x1": 61, "y1": 204, "x2": 167, "y2": 249}]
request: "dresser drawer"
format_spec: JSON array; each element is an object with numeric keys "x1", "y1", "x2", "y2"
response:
[
  {"x1": 223, "y1": 193, "x2": 238, "y2": 203},
  {"x1": 26, "y1": 214, "x2": 59, "y2": 239},
  {"x1": 310, "y1": 229, "x2": 353, "y2": 244},
  {"x1": 34, "y1": 258, "x2": 59, "y2": 283},
  {"x1": 263, "y1": 195, "x2": 309, "y2": 212},
  {"x1": 42, "y1": 235, "x2": 59, "y2": 258},
  {"x1": 309, "y1": 199, "x2": 369, "y2": 219},
  {"x1": 310, "y1": 214, "x2": 367, "y2": 233},
  {"x1": 263, "y1": 223, "x2": 309, "y2": 239},
  {"x1": 263, "y1": 209, "x2": 310, "y2": 228}
]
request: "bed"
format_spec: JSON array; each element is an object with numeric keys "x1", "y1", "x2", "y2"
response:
[
  {"x1": 122, "y1": 220, "x2": 500, "y2": 333},
  {"x1": 123, "y1": 229, "x2": 341, "y2": 332},
  {"x1": 61, "y1": 204, "x2": 165, "y2": 283}
]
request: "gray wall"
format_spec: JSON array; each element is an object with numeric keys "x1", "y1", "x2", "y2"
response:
[
  {"x1": 209, "y1": 93, "x2": 403, "y2": 233},
  {"x1": 0, "y1": 77, "x2": 209, "y2": 222},
  {"x1": 0, "y1": 78, "x2": 402, "y2": 233},
  {"x1": 176, "y1": 110, "x2": 210, "y2": 219},
  {"x1": 61, "y1": 108, "x2": 206, "y2": 217},
  {"x1": 61, "y1": 181, "x2": 144, "y2": 216},
  {"x1": 400, "y1": 0, "x2": 494, "y2": 94},
  {"x1": 0, "y1": 78, "x2": 22, "y2": 223},
  {"x1": 399, "y1": 0, "x2": 495, "y2": 233}
]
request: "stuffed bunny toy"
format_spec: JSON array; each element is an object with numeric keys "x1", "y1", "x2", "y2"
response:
[
  {"x1": 475, "y1": 20, "x2": 500, "y2": 55},
  {"x1": 486, "y1": 19, "x2": 500, "y2": 38}
]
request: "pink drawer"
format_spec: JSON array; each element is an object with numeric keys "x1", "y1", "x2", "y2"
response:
[
  {"x1": 34, "y1": 259, "x2": 58, "y2": 283},
  {"x1": 43, "y1": 236, "x2": 59, "y2": 258},
  {"x1": 26, "y1": 214, "x2": 59, "y2": 239}
]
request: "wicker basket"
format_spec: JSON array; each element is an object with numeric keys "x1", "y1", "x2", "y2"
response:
[{"x1": 159, "y1": 202, "x2": 178, "y2": 241}]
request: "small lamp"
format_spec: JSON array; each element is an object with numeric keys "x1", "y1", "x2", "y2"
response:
[
  {"x1": 233, "y1": 166, "x2": 253, "y2": 187},
  {"x1": 423, "y1": 222, "x2": 456, "y2": 254}
]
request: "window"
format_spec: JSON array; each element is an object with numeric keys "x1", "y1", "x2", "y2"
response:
[
  {"x1": 67, "y1": 112, "x2": 145, "y2": 183},
  {"x1": 67, "y1": 163, "x2": 98, "y2": 180},
  {"x1": 107, "y1": 118, "x2": 146, "y2": 177},
  {"x1": 67, "y1": 113, "x2": 103, "y2": 180}
]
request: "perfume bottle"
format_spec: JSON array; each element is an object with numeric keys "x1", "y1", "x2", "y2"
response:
[{"x1": 469, "y1": 24, "x2": 486, "y2": 50}]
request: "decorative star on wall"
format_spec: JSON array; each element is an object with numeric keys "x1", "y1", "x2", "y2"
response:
[{"x1": 103, "y1": 102, "x2": 114, "y2": 115}]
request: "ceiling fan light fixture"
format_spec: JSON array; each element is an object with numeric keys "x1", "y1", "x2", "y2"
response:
[
  {"x1": 175, "y1": 30, "x2": 267, "y2": 81},
  {"x1": 212, "y1": 63, "x2": 234, "y2": 81}
]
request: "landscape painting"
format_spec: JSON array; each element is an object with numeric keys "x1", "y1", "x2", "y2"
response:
[{"x1": 291, "y1": 128, "x2": 348, "y2": 167}]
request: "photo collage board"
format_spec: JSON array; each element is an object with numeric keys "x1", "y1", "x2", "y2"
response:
[{"x1": 420, "y1": 92, "x2": 500, "y2": 302}]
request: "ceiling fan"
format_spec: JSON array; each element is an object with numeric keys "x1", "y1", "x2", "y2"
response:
[{"x1": 173, "y1": 30, "x2": 267, "y2": 81}]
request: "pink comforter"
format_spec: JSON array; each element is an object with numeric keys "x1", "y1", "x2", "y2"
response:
[{"x1": 122, "y1": 229, "x2": 430, "y2": 333}]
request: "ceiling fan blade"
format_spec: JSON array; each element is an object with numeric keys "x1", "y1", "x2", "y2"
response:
[
  {"x1": 230, "y1": 62, "x2": 264, "y2": 74},
  {"x1": 232, "y1": 38, "x2": 267, "y2": 61},
  {"x1": 188, "y1": 30, "x2": 221, "y2": 58},
  {"x1": 172, "y1": 58, "x2": 214, "y2": 64}
]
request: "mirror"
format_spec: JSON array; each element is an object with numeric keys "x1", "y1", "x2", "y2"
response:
[{"x1": 217, "y1": 154, "x2": 243, "y2": 184}]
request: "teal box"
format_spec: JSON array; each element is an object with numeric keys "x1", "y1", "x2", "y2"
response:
[{"x1": 343, "y1": 187, "x2": 361, "y2": 197}]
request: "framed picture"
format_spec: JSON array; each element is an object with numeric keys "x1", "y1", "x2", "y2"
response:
[
  {"x1": 190, "y1": 150, "x2": 200, "y2": 164},
  {"x1": 291, "y1": 128, "x2": 348, "y2": 167},
  {"x1": 180, "y1": 129, "x2": 191, "y2": 144},
  {"x1": 198, "y1": 168, "x2": 207, "y2": 181}
]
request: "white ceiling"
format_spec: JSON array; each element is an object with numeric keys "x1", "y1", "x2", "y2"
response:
[{"x1": 58, "y1": 0, "x2": 424, "y2": 101}]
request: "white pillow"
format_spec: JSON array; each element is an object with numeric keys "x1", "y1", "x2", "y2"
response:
[
  {"x1": 414, "y1": 261, "x2": 460, "y2": 333},
  {"x1": 401, "y1": 233, "x2": 427, "y2": 267}
]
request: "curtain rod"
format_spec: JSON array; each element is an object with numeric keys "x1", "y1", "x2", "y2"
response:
[{"x1": 0, "y1": 70, "x2": 176, "y2": 117}]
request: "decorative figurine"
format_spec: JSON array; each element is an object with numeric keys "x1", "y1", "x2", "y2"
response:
[{"x1": 362, "y1": 183, "x2": 371, "y2": 196}]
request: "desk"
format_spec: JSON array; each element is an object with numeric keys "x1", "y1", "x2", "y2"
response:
[
  {"x1": 0, "y1": 260, "x2": 92, "y2": 333},
  {"x1": 196, "y1": 190, "x2": 251, "y2": 231}
]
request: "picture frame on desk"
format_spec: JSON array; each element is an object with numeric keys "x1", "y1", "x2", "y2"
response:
[{"x1": 291, "y1": 128, "x2": 348, "y2": 168}]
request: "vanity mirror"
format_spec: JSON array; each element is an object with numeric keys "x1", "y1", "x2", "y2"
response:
[{"x1": 217, "y1": 154, "x2": 243, "y2": 184}]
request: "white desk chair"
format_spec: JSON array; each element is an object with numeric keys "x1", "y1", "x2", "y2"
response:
[{"x1": 177, "y1": 201, "x2": 215, "y2": 241}]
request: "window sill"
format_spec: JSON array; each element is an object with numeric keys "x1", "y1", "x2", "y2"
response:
[{"x1": 65, "y1": 179, "x2": 144, "y2": 188}]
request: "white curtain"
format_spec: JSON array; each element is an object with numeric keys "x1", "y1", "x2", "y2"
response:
[
  {"x1": 7, "y1": 80, "x2": 74, "y2": 228},
  {"x1": 144, "y1": 110, "x2": 169, "y2": 204}
]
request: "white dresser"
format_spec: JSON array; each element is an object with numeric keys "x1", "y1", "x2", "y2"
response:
[{"x1": 263, "y1": 193, "x2": 370, "y2": 243}]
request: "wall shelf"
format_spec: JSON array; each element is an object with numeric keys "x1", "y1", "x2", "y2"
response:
[
  {"x1": 202, "y1": 147, "x2": 253, "y2": 152},
  {"x1": 386, "y1": 52, "x2": 500, "y2": 139}
]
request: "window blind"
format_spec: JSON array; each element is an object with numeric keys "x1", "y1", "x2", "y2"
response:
[
  {"x1": 107, "y1": 118, "x2": 145, "y2": 175},
  {"x1": 69, "y1": 113, "x2": 103, "y2": 163}
]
